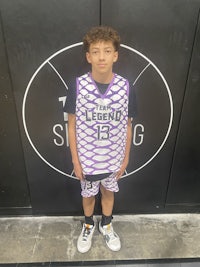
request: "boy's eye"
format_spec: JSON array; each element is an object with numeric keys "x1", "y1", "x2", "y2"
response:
[{"x1": 105, "y1": 50, "x2": 111, "y2": 54}]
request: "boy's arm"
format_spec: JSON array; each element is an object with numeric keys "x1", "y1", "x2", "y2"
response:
[
  {"x1": 116, "y1": 117, "x2": 132, "y2": 180},
  {"x1": 68, "y1": 113, "x2": 84, "y2": 180}
]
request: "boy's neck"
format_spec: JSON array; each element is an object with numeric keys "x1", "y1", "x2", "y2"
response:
[{"x1": 91, "y1": 71, "x2": 114, "y2": 84}]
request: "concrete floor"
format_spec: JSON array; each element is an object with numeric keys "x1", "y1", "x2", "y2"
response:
[{"x1": 0, "y1": 214, "x2": 200, "y2": 266}]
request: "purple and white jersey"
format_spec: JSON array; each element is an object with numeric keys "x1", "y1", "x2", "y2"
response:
[{"x1": 76, "y1": 72, "x2": 129, "y2": 175}]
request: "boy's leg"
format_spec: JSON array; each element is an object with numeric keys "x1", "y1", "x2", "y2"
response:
[
  {"x1": 100, "y1": 185, "x2": 114, "y2": 226},
  {"x1": 83, "y1": 196, "x2": 95, "y2": 225},
  {"x1": 77, "y1": 180, "x2": 99, "y2": 253},
  {"x1": 100, "y1": 174, "x2": 119, "y2": 220},
  {"x1": 81, "y1": 180, "x2": 100, "y2": 223},
  {"x1": 100, "y1": 185, "x2": 114, "y2": 217}
]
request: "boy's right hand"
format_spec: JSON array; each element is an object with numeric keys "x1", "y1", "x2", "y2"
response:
[{"x1": 73, "y1": 162, "x2": 85, "y2": 180}]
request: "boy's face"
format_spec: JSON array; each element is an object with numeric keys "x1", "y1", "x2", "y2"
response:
[{"x1": 86, "y1": 41, "x2": 118, "y2": 76}]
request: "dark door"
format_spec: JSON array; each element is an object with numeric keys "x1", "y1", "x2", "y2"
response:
[
  {"x1": 1, "y1": 0, "x2": 200, "y2": 215},
  {"x1": 166, "y1": 12, "x2": 200, "y2": 210},
  {"x1": 0, "y1": 0, "x2": 100, "y2": 215},
  {"x1": 101, "y1": 0, "x2": 200, "y2": 213}
]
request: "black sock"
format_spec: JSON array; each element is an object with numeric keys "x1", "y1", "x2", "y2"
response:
[
  {"x1": 101, "y1": 214, "x2": 113, "y2": 226},
  {"x1": 85, "y1": 215, "x2": 94, "y2": 226}
]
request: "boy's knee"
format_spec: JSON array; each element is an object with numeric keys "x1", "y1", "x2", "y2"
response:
[
  {"x1": 83, "y1": 196, "x2": 95, "y2": 203},
  {"x1": 100, "y1": 185, "x2": 113, "y2": 197}
]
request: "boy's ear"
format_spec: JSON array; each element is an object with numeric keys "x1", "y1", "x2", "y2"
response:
[
  {"x1": 113, "y1": 51, "x2": 119, "y2": 63},
  {"x1": 86, "y1": 52, "x2": 91, "y2": 63}
]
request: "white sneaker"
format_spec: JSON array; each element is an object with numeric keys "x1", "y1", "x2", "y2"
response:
[
  {"x1": 77, "y1": 223, "x2": 95, "y2": 253},
  {"x1": 99, "y1": 222, "x2": 121, "y2": 251}
]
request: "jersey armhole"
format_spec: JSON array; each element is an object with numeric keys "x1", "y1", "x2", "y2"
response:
[
  {"x1": 126, "y1": 79, "x2": 130, "y2": 96},
  {"x1": 76, "y1": 77, "x2": 79, "y2": 96}
]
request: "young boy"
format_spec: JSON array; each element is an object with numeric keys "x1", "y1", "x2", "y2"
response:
[{"x1": 66, "y1": 26, "x2": 135, "y2": 253}]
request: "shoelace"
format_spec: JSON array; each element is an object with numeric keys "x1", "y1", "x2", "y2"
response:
[
  {"x1": 104, "y1": 225, "x2": 117, "y2": 241},
  {"x1": 82, "y1": 225, "x2": 92, "y2": 241}
]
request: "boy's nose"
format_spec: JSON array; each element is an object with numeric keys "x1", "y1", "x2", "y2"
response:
[{"x1": 99, "y1": 51, "x2": 105, "y2": 60}]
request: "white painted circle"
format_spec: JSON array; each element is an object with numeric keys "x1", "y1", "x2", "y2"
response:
[{"x1": 22, "y1": 42, "x2": 173, "y2": 179}]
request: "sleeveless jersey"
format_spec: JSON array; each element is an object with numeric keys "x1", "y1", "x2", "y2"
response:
[{"x1": 76, "y1": 72, "x2": 129, "y2": 175}]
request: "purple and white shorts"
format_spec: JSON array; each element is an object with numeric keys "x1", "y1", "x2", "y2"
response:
[{"x1": 80, "y1": 173, "x2": 119, "y2": 198}]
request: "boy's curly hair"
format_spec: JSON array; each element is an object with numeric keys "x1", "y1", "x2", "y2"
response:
[{"x1": 83, "y1": 26, "x2": 121, "y2": 52}]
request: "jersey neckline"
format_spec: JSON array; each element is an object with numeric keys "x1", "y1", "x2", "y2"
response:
[{"x1": 89, "y1": 72, "x2": 115, "y2": 99}]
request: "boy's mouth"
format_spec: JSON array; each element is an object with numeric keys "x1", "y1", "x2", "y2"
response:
[{"x1": 98, "y1": 64, "x2": 106, "y2": 67}]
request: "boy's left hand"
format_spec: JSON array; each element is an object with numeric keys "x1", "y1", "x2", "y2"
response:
[{"x1": 116, "y1": 159, "x2": 128, "y2": 180}]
